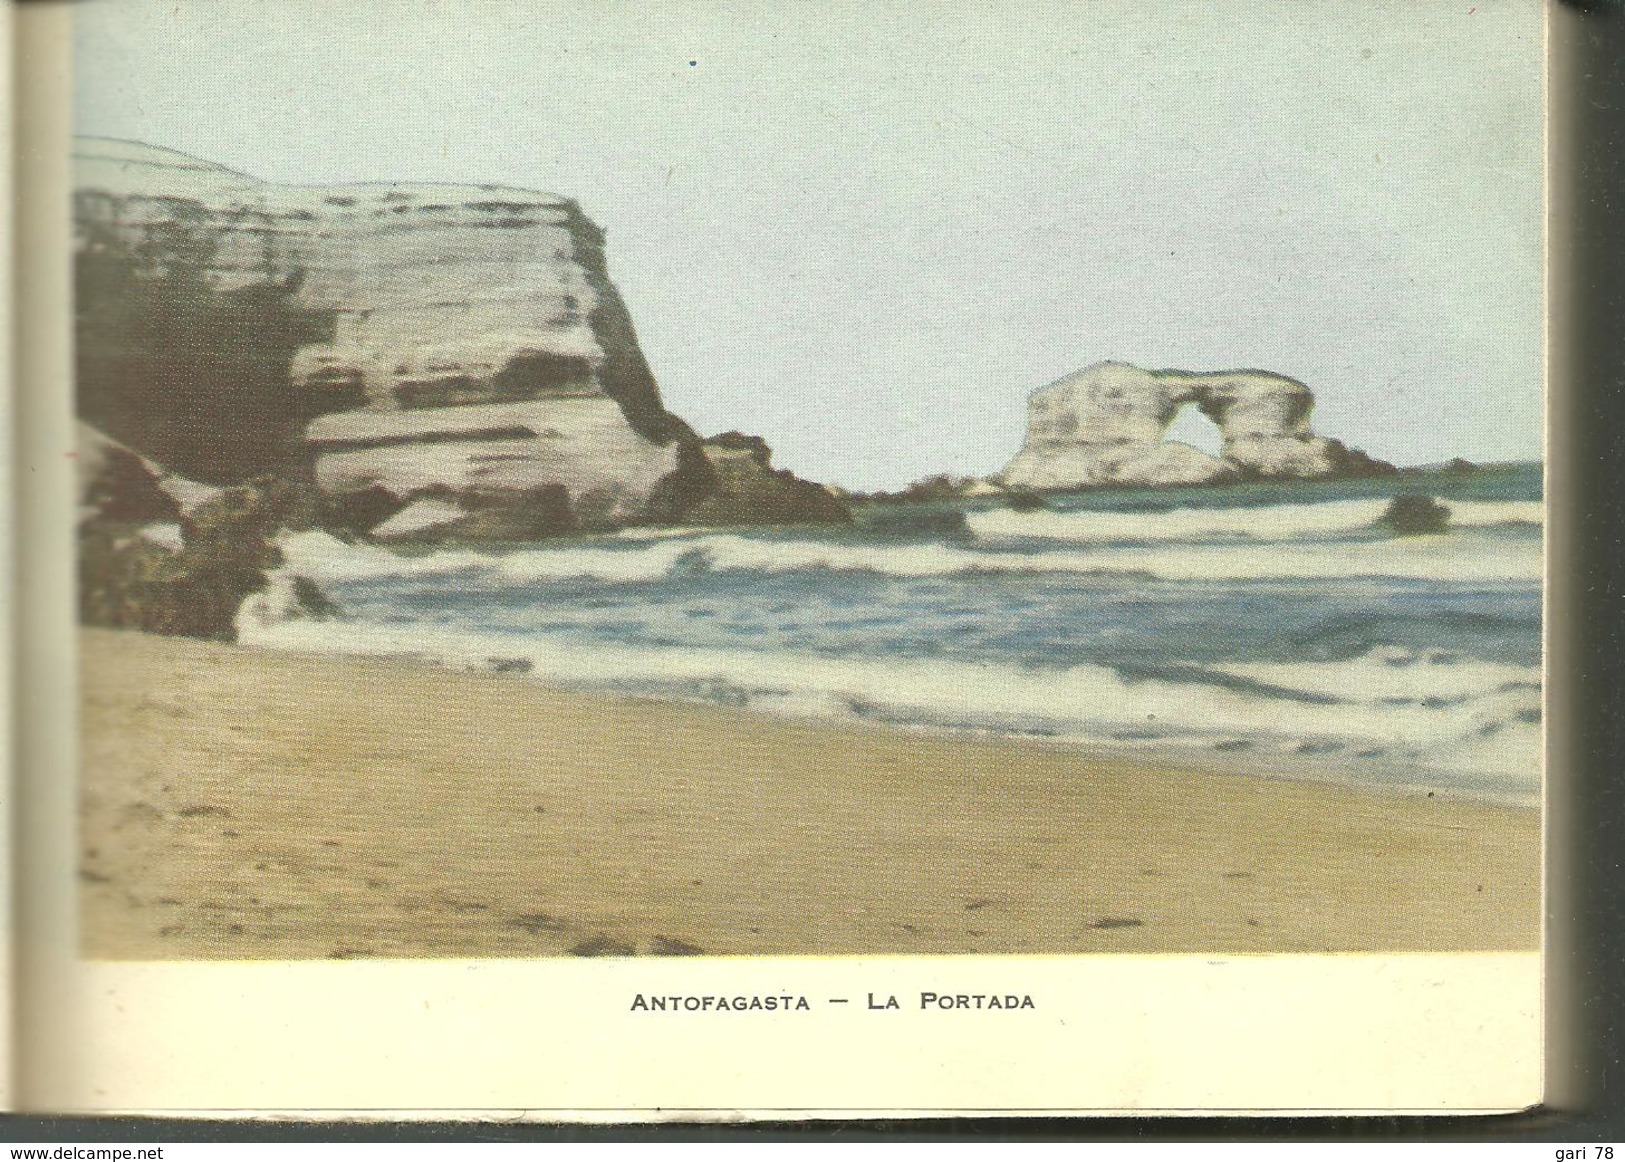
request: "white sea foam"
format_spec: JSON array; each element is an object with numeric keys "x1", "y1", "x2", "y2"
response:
[
  {"x1": 238, "y1": 612, "x2": 1541, "y2": 799},
  {"x1": 256, "y1": 486, "x2": 1543, "y2": 802},
  {"x1": 967, "y1": 498, "x2": 1544, "y2": 545},
  {"x1": 278, "y1": 526, "x2": 1542, "y2": 587},
  {"x1": 276, "y1": 530, "x2": 495, "y2": 581},
  {"x1": 610, "y1": 525, "x2": 712, "y2": 542},
  {"x1": 1215, "y1": 646, "x2": 1540, "y2": 706}
]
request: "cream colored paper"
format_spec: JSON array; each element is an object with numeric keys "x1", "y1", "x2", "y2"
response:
[{"x1": 18, "y1": 1, "x2": 1550, "y2": 1117}]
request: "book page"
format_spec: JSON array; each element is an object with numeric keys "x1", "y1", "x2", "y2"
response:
[{"x1": 18, "y1": 0, "x2": 1546, "y2": 1117}]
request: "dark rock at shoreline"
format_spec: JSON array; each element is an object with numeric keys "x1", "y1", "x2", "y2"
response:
[
  {"x1": 78, "y1": 436, "x2": 180, "y2": 524},
  {"x1": 367, "y1": 484, "x2": 577, "y2": 544},
  {"x1": 856, "y1": 474, "x2": 966, "y2": 505},
  {"x1": 673, "y1": 431, "x2": 850, "y2": 527},
  {"x1": 77, "y1": 423, "x2": 220, "y2": 519},
  {"x1": 1002, "y1": 490, "x2": 1049, "y2": 512},
  {"x1": 79, "y1": 429, "x2": 332, "y2": 641},
  {"x1": 1380, "y1": 494, "x2": 1451, "y2": 536},
  {"x1": 848, "y1": 473, "x2": 1006, "y2": 506}
]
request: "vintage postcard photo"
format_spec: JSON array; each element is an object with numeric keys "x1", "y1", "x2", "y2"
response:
[{"x1": 33, "y1": 0, "x2": 1548, "y2": 1115}]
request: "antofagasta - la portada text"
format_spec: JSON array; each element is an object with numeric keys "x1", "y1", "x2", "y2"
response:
[{"x1": 630, "y1": 992, "x2": 1036, "y2": 1012}]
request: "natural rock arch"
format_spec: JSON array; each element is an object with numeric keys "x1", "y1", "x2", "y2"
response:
[
  {"x1": 1000, "y1": 361, "x2": 1393, "y2": 489},
  {"x1": 1162, "y1": 399, "x2": 1225, "y2": 458}
]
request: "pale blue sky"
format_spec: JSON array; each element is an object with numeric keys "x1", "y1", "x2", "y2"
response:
[{"x1": 75, "y1": 0, "x2": 1544, "y2": 488}]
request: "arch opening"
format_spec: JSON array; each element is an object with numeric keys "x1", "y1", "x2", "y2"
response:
[{"x1": 1163, "y1": 401, "x2": 1225, "y2": 459}]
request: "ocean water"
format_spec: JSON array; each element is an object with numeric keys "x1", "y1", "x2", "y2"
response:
[{"x1": 242, "y1": 464, "x2": 1544, "y2": 804}]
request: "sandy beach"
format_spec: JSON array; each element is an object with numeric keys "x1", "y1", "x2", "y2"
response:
[{"x1": 78, "y1": 627, "x2": 1541, "y2": 959}]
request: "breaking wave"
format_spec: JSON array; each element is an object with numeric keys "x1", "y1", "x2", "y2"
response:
[
  {"x1": 967, "y1": 497, "x2": 1544, "y2": 545},
  {"x1": 254, "y1": 469, "x2": 1544, "y2": 803},
  {"x1": 238, "y1": 614, "x2": 1542, "y2": 802},
  {"x1": 278, "y1": 524, "x2": 1541, "y2": 587}
]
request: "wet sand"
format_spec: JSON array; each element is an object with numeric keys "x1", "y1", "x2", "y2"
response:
[{"x1": 78, "y1": 628, "x2": 1541, "y2": 958}]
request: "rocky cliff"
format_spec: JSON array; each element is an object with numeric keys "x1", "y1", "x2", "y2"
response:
[
  {"x1": 73, "y1": 137, "x2": 845, "y2": 537},
  {"x1": 1000, "y1": 361, "x2": 1393, "y2": 490},
  {"x1": 76, "y1": 424, "x2": 333, "y2": 641}
]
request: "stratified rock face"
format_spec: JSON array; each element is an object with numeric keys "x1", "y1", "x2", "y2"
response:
[
  {"x1": 1001, "y1": 361, "x2": 1393, "y2": 490},
  {"x1": 73, "y1": 137, "x2": 693, "y2": 528},
  {"x1": 306, "y1": 398, "x2": 682, "y2": 535}
]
